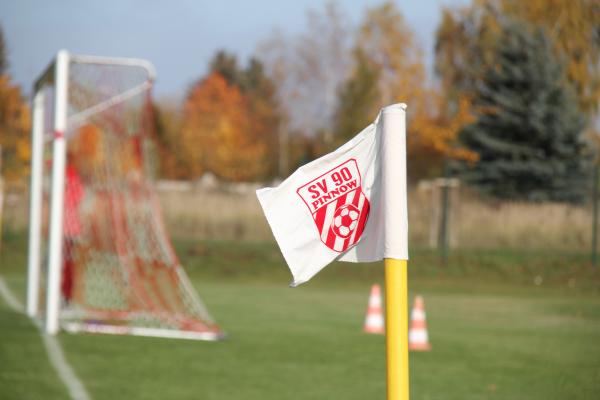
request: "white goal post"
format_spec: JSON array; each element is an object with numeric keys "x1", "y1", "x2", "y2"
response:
[{"x1": 27, "y1": 50, "x2": 223, "y2": 340}]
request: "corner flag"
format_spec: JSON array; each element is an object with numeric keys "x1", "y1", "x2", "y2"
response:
[
  {"x1": 257, "y1": 103, "x2": 411, "y2": 400},
  {"x1": 256, "y1": 103, "x2": 408, "y2": 286}
]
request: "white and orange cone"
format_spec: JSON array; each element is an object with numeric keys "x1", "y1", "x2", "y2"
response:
[
  {"x1": 364, "y1": 284, "x2": 385, "y2": 334},
  {"x1": 408, "y1": 295, "x2": 431, "y2": 351}
]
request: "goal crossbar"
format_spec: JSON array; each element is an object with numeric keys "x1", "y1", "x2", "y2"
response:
[
  {"x1": 34, "y1": 54, "x2": 156, "y2": 92},
  {"x1": 68, "y1": 80, "x2": 153, "y2": 130}
]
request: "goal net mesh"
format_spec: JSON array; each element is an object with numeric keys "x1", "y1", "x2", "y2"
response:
[{"x1": 38, "y1": 56, "x2": 222, "y2": 339}]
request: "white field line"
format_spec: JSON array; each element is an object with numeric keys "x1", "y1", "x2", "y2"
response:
[
  {"x1": 40, "y1": 332, "x2": 91, "y2": 400},
  {"x1": 0, "y1": 275, "x2": 23, "y2": 312},
  {"x1": 0, "y1": 276, "x2": 91, "y2": 400}
]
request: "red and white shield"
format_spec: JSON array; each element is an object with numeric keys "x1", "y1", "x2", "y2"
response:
[{"x1": 297, "y1": 159, "x2": 370, "y2": 252}]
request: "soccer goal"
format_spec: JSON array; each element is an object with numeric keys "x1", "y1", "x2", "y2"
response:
[{"x1": 26, "y1": 50, "x2": 223, "y2": 340}]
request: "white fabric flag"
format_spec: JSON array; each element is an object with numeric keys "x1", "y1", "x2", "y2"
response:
[{"x1": 256, "y1": 103, "x2": 408, "y2": 286}]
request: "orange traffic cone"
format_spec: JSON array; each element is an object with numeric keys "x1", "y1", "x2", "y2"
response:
[
  {"x1": 364, "y1": 284, "x2": 385, "y2": 334},
  {"x1": 408, "y1": 295, "x2": 431, "y2": 351}
]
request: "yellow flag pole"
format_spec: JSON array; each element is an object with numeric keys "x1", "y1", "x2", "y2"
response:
[
  {"x1": 380, "y1": 103, "x2": 409, "y2": 399},
  {"x1": 385, "y1": 258, "x2": 409, "y2": 400}
]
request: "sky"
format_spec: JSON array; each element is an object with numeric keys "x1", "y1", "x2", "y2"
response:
[{"x1": 1, "y1": 0, "x2": 468, "y2": 100}]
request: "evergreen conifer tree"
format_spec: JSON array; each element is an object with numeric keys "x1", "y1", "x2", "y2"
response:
[{"x1": 459, "y1": 19, "x2": 590, "y2": 202}]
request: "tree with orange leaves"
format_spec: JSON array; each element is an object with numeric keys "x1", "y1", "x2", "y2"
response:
[
  {"x1": 333, "y1": 1, "x2": 476, "y2": 181},
  {"x1": 182, "y1": 72, "x2": 268, "y2": 182},
  {"x1": 0, "y1": 28, "x2": 30, "y2": 183},
  {"x1": 436, "y1": 0, "x2": 600, "y2": 118},
  {"x1": 210, "y1": 51, "x2": 281, "y2": 178}
]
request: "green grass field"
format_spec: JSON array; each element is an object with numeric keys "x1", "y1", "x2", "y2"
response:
[{"x1": 1, "y1": 231, "x2": 600, "y2": 399}]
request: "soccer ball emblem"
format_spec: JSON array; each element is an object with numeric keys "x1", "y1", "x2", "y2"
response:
[{"x1": 332, "y1": 204, "x2": 360, "y2": 238}]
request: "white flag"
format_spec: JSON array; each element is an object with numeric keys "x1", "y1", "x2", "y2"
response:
[{"x1": 256, "y1": 104, "x2": 408, "y2": 286}]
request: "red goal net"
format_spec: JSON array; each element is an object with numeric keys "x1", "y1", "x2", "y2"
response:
[{"x1": 31, "y1": 53, "x2": 222, "y2": 340}]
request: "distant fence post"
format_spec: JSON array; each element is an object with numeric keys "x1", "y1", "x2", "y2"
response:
[
  {"x1": 438, "y1": 178, "x2": 450, "y2": 264},
  {"x1": 278, "y1": 121, "x2": 289, "y2": 178},
  {"x1": 436, "y1": 177, "x2": 460, "y2": 265}
]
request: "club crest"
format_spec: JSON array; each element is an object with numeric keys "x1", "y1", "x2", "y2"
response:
[{"x1": 297, "y1": 159, "x2": 370, "y2": 252}]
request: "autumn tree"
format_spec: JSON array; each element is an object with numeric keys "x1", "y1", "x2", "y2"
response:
[
  {"x1": 434, "y1": 4, "x2": 501, "y2": 113},
  {"x1": 0, "y1": 26, "x2": 31, "y2": 183},
  {"x1": 500, "y1": 0, "x2": 600, "y2": 116},
  {"x1": 435, "y1": 0, "x2": 600, "y2": 118},
  {"x1": 209, "y1": 51, "x2": 241, "y2": 86},
  {"x1": 0, "y1": 76, "x2": 30, "y2": 182},
  {"x1": 209, "y1": 51, "x2": 281, "y2": 178},
  {"x1": 408, "y1": 93, "x2": 477, "y2": 179},
  {"x1": 355, "y1": 1, "x2": 425, "y2": 106},
  {"x1": 182, "y1": 72, "x2": 268, "y2": 181},
  {"x1": 243, "y1": 59, "x2": 281, "y2": 177},
  {"x1": 133, "y1": 50, "x2": 282, "y2": 182},
  {"x1": 152, "y1": 101, "x2": 186, "y2": 179},
  {"x1": 331, "y1": 1, "x2": 476, "y2": 181}
]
